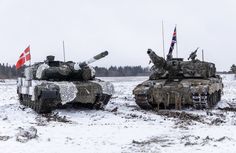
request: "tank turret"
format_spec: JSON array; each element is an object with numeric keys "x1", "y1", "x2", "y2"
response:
[
  {"x1": 133, "y1": 48, "x2": 223, "y2": 110},
  {"x1": 31, "y1": 51, "x2": 109, "y2": 81},
  {"x1": 17, "y1": 50, "x2": 114, "y2": 113},
  {"x1": 147, "y1": 48, "x2": 216, "y2": 80}
]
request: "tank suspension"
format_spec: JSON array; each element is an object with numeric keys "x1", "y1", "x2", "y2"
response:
[
  {"x1": 174, "y1": 92, "x2": 182, "y2": 110},
  {"x1": 192, "y1": 92, "x2": 208, "y2": 109}
]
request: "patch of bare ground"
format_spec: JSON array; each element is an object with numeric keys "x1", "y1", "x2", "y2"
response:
[
  {"x1": 122, "y1": 113, "x2": 156, "y2": 121},
  {"x1": 156, "y1": 110, "x2": 226, "y2": 127},
  {"x1": 125, "y1": 136, "x2": 175, "y2": 153},
  {"x1": 218, "y1": 101, "x2": 236, "y2": 111},
  {"x1": 0, "y1": 136, "x2": 11, "y2": 141},
  {"x1": 132, "y1": 136, "x2": 175, "y2": 147},
  {"x1": 156, "y1": 110, "x2": 205, "y2": 124},
  {"x1": 210, "y1": 117, "x2": 225, "y2": 125},
  {"x1": 35, "y1": 112, "x2": 72, "y2": 126},
  {"x1": 181, "y1": 135, "x2": 232, "y2": 146},
  {"x1": 42, "y1": 112, "x2": 71, "y2": 123},
  {"x1": 218, "y1": 107, "x2": 236, "y2": 112},
  {"x1": 127, "y1": 135, "x2": 232, "y2": 152}
]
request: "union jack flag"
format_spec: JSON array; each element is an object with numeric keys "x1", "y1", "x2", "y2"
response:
[{"x1": 167, "y1": 27, "x2": 177, "y2": 60}]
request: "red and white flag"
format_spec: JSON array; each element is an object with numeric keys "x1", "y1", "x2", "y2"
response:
[{"x1": 16, "y1": 46, "x2": 31, "y2": 70}]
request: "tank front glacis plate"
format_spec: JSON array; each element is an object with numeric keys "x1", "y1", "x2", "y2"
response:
[
  {"x1": 51, "y1": 82, "x2": 78, "y2": 105},
  {"x1": 70, "y1": 79, "x2": 114, "y2": 104},
  {"x1": 72, "y1": 81, "x2": 102, "y2": 104}
]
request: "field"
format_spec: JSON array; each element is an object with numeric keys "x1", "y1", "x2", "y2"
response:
[{"x1": 0, "y1": 74, "x2": 236, "y2": 153}]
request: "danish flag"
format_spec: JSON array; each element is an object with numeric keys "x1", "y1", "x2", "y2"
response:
[{"x1": 16, "y1": 46, "x2": 31, "y2": 70}]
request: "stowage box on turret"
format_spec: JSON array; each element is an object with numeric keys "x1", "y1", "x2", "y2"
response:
[
  {"x1": 17, "y1": 51, "x2": 114, "y2": 113},
  {"x1": 133, "y1": 49, "x2": 223, "y2": 110}
]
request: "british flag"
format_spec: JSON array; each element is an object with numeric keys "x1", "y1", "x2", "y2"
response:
[{"x1": 167, "y1": 27, "x2": 177, "y2": 60}]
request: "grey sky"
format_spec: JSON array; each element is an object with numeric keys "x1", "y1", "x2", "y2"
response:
[{"x1": 0, "y1": 0, "x2": 235, "y2": 71}]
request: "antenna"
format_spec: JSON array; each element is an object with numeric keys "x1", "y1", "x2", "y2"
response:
[
  {"x1": 202, "y1": 49, "x2": 204, "y2": 61},
  {"x1": 63, "y1": 41, "x2": 66, "y2": 62},
  {"x1": 162, "y1": 20, "x2": 165, "y2": 59}
]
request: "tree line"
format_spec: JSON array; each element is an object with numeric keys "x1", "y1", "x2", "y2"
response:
[
  {"x1": 94, "y1": 66, "x2": 150, "y2": 77},
  {"x1": 0, "y1": 64, "x2": 149, "y2": 79},
  {"x1": 0, "y1": 63, "x2": 23, "y2": 79},
  {"x1": 1, "y1": 63, "x2": 236, "y2": 79}
]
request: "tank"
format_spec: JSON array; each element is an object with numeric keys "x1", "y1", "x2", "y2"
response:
[
  {"x1": 17, "y1": 51, "x2": 114, "y2": 113},
  {"x1": 133, "y1": 48, "x2": 223, "y2": 110}
]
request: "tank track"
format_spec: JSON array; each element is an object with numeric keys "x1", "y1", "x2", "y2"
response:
[
  {"x1": 193, "y1": 91, "x2": 221, "y2": 109},
  {"x1": 19, "y1": 92, "x2": 112, "y2": 112},
  {"x1": 134, "y1": 94, "x2": 153, "y2": 110},
  {"x1": 19, "y1": 94, "x2": 55, "y2": 113},
  {"x1": 93, "y1": 93, "x2": 112, "y2": 109},
  {"x1": 135, "y1": 91, "x2": 222, "y2": 110}
]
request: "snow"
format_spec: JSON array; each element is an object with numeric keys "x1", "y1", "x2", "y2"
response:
[{"x1": 0, "y1": 75, "x2": 236, "y2": 153}]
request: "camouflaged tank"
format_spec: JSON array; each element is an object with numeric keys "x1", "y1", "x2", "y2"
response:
[
  {"x1": 17, "y1": 51, "x2": 114, "y2": 113},
  {"x1": 133, "y1": 48, "x2": 223, "y2": 110}
]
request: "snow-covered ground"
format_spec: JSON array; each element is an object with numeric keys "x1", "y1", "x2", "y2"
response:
[{"x1": 0, "y1": 75, "x2": 236, "y2": 153}]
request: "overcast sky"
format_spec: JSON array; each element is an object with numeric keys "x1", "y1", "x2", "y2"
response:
[{"x1": 0, "y1": 0, "x2": 235, "y2": 71}]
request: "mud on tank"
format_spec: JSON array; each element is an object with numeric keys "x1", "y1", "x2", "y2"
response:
[
  {"x1": 17, "y1": 51, "x2": 114, "y2": 113},
  {"x1": 133, "y1": 48, "x2": 223, "y2": 110}
]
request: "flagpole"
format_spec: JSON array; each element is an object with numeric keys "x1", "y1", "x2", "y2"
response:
[
  {"x1": 175, "y1": 24, "x2": 178, "y2": 58},
  {"x1": 63, "y1": 41, "x2": 66, "y2": 62},
  {"x1": 162, "y1": 20, "x2": 165, "y2": 59},
  {"x1": 202, "y1": 49, "x2": 204, "y2": 61},
  {"x1": 29, "y1": 45, "x2": 31, "y2": 66}
]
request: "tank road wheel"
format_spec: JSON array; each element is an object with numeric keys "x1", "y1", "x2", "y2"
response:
[
  {"x1": 207, "y1": 94, "x2": 213, "y2": 108},
  {"x1": 217, "y1": 90, "x2": 221, "y2": 102},
  {"x1": 212, "y1": 92, "x2": 218, "y2": 106},
  {"x1": 213, "y1": 91, "x2": 221, "y2": 105},
  {"x1": 207, "y1": 92, "x2": 219, "y2": 109}
]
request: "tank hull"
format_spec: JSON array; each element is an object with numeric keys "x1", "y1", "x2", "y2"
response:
[
  {"x1": 133, "y1": 77, "x2": 223, "y2": 110},
  {"x1": 17, "y1": 78, "x2": 114, "y2": 113}
]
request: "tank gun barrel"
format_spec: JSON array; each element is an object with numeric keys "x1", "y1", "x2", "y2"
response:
[
  {"x1": 147, "y1": 49, "x2": 166, "y2": 69},
  {"x1": 74, "y1": 51, "x2": 108, "y2": 70}
]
